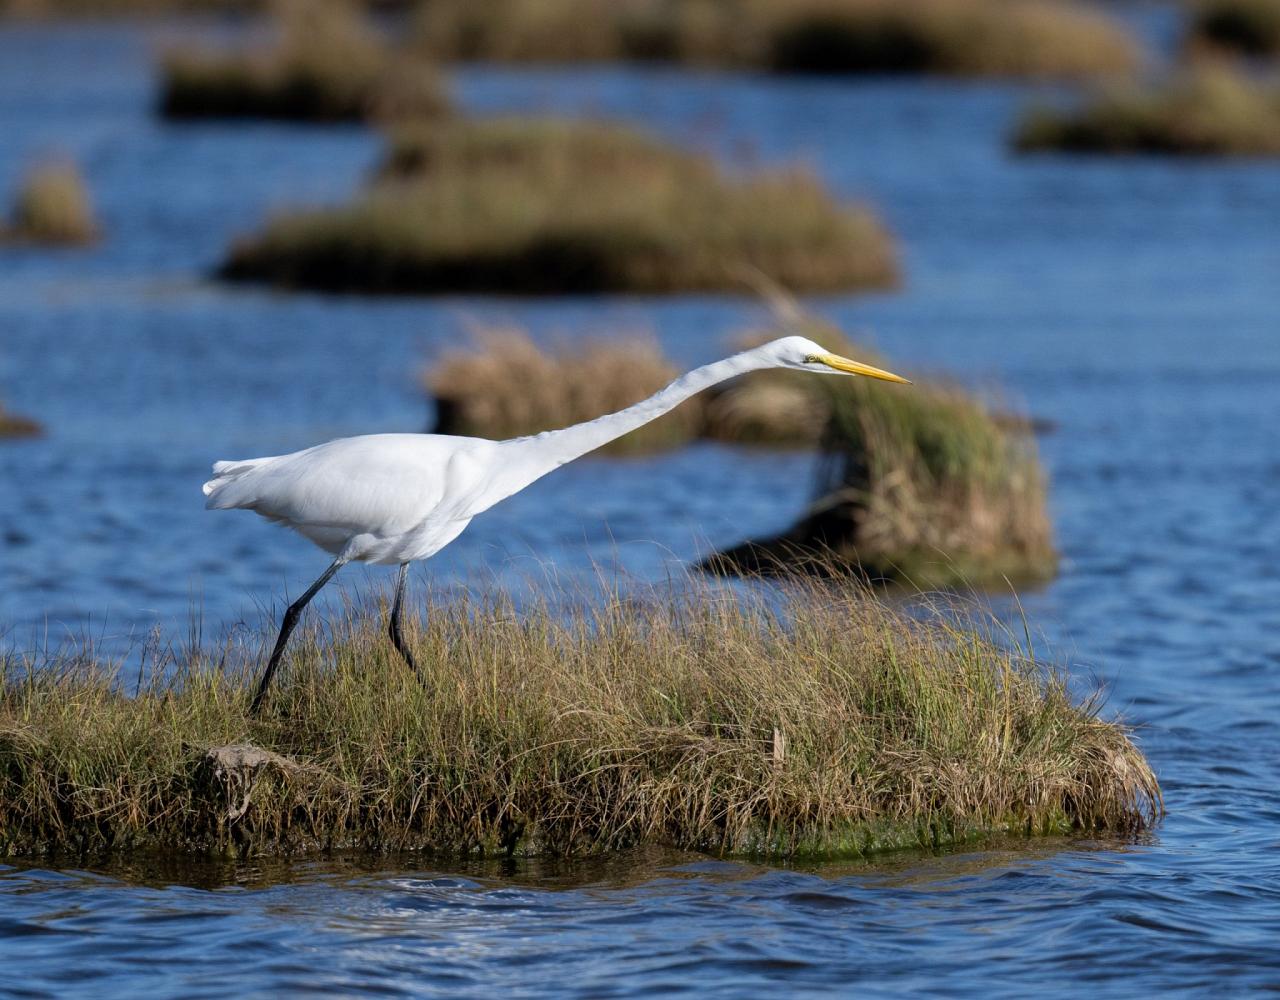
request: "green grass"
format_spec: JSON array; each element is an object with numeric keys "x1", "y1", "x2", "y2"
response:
[
  {"x1": 0, "y1": 580, "x2": 1160, "y2": 859},
  {"x1": 706, "y1": 328, "x2": 1056, "y2": 589},
  {"x1": 415, "y1": 0, "x2": 1138, "y2": 78},
  {"x1": 160, "y1": 0, "x2": 450, "y2": 123},
  {"x1": 221, "y1": 116, "x2": 898, "y2": 294},
  {"x1": 1014, "y1": 68, "x2": 1280, "y2": 156},
  {"x1": 4, "y1": 162, "x2": 97, "y2": 245},
  {"x1": 1188, "y1": 0, "x2": 1280, "y2": 59}
]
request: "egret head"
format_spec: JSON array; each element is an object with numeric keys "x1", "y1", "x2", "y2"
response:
[{"x1": 760, "y1": 335, "x2": 911, "y2": 383}]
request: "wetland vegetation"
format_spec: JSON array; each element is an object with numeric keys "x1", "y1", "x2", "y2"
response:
[
  {"x1": 0, "y1": 582, "x2": 1159, "y2": 860},
  {"x1": 160, "y1": 0, "x2": 450, "y2": 122},
  {"x1": 1187, "y1": 0, "x2": 1280, "y2": 59},
  {"x1": 428, "y1": 327, "x2": 703, "y2": 455},
  {"x1": 3, "y1": 161, "x2": 97, "y2": 245},
  {"x1": 415, "y1": 0, "x2": 1139, "y2": 78},
  {"x1": 221, "y1": 116, "x2": 898, "y2": 294},
  {"x1": 423, "y1": 326, "x2": 1055, "y2": 589},
  {"x1": 1015, "y1": 68, "x2": 1280, "y2": 155},
  {"x1": 707, "y1": 334, "x2": 1056, "y2": 588}
]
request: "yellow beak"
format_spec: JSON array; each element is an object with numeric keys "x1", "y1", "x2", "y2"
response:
[{"x1": 817, "y1": 353, "x2": 911, "y2": 384}]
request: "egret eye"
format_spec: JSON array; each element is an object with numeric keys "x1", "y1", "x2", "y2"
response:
[{"x1": 803, "y1": 354, "x2": 820, "y2": 364}]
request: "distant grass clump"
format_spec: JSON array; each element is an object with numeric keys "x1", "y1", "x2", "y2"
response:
[
  {"x1": 221, "y1": 117, "x2": 897, "y2": 294},
  {"x1": 753, "y1": 0, "x2": 1139, "y2": 78},
  {"x1": 707, "y1": 330, "x2": 1056, "y2": 589},
  {"x1": 3, "y1": 0, "x2": 260, "y2": 12},
  {"x1": 1014, "y1": 68, "x2": 1280, "y2": 155},
  {"x1": 4, "y1": 162, "x2": 98, "y2": 245},
  {"x1": 423, "y1": 325, "x2": 1053, "y2": 589},
  {"x1": 379, "y1": 116, "x2": 695, "y2": 181},
  {"x1": 418, "y1": 326, "x2": 862, "y2": 452},
  {"x1": 0, "y1": 403, "x2": 41, "y2": 438},
  {"x1": 703, "y1": 367, "x2": 831, "y2": 447},
  {"x1": 161, "y1": 0, "x2": 450, "y2": 123},
  {"x1": 0, "y1": 582, "x2": 1160, "y2": 859},
  {"x1": 1188, "y1": 0, "x2": 1280, "y2": 59},
  {"x1": 428, "y1": 328, "x2": 702, "y2": 454},
  {"x1": 415, "y1": 0, "x2": 1138, "y2": 78}
]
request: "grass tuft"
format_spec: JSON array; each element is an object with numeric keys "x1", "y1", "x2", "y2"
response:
[
  {"x1": 0, "y1": 580, "x2": 1160, "y2": 859},
  {"x1": 5, "y1": 162, "x2": 98, "y2": 245},
  {"x1": 379, "y1": 115, "x2": 698, "y2": 181},
  {"x1": 415, "y1": 0, "x2": 1138, "y2": 78},
  {"x1": 1188, "y1": 0, "x2": 1280, "y2": 59},
  {"x1": 706, "y1": 329, "x2": 1056, "y2": 589},
  {"x1": 160, "y1": 0, "x2": 450, "y2": 123},
  {"x1": 427, "y1": 327, "x2": 703, "y2": 454},
  {"x1": 758, "y1": 0, "x2": 1139, "y2": 78},
  {"x1": 419, "y1": 325, "x2": 1053, "y2": 588},
  {"x1": 221, "y1": 116, "x2": 898, "y2": 294},
  {"x1": 1014, "y1": 68, "x2": 1280, "y2": 156}
]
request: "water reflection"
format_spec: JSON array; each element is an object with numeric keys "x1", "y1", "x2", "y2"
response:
[{"x1": 9, "y1": 833, "x2": 1276, "y2": 996}]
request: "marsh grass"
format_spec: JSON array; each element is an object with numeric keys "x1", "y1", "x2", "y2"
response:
[
  {"x1": 419, "y1": 324, "x2": 864, "y2": 453},
  {"x1": 379, "y1": 116, "x2": 700, "y2": 182},
  {"x1": 0, "y1": 580, "x2": 1159, "y2": 859},
  {"x1": 703, "y1": 370, "x2": 831, "y2": 447},
  {"x1": 415, "y1": 0, "x2": 1138, "y2": 78},
  {"x1": 2, "y1": 0, "x2": 261, "y2": 11},
  {"x1": 706, "y1": 328, "x2": 1056, "y2": 589},
  {"x1": 417, "y1": 323, "x2": 1052, "y2": 588},
  {"x1": 5, "y1": 162, "x2": 97, "y2": 245},
  {"x1": 1014, "y1": 68, "x2": 1280, "y2": 155},
  {"x1": 427, "y1": 327, "x2": 703, "y2": 454},
  {"x1": 1188, "y1": 0, "x2": 1280, "y2": 59},
  {"x1": 161, "y1": 0, "x2": 450, "y2": 122},
  {"x1": 221, "y1": 116, "x2": 897, "y2": 294},
  {"x1": 754, "y1": 0, "x2": 1138, "y2": 78}
]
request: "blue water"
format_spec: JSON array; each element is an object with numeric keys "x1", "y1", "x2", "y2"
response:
[{"x1": 2, "y1": 18, "x2": 1280, "y2": 997}]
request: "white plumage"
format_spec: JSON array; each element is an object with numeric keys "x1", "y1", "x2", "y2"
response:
[
  {"x1": 205, "y1": 336, "x2": 908, "y2": 712},
  {"x1": 204, "y1": 434, "x2": 497, "y2": 564}
]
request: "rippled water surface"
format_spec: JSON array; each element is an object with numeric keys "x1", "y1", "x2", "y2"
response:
[{"x1": 2, "y1": 19, "x2": 1279, "y2": 997}]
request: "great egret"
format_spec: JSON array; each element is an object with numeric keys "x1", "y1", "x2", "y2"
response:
[{"x1": 204, "y1": 335, "x2": 908, "y2": 712}]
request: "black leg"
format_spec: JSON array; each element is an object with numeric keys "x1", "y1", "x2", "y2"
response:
[
  {"x1": 249, "y1": 558, "x2": 344, "y2": 716},
  {"x1": 388, "y1": 561, "x2": 420, "y2": 678}
]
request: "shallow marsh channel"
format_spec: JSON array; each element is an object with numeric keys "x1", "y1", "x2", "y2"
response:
[{"x1": 0, "y1": 17, "x2": 1278, "y2": 997}]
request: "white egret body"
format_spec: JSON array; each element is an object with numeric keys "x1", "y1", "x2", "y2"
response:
[{"x1": 204, "y1": 336, "x2": 908, "y2": 712}]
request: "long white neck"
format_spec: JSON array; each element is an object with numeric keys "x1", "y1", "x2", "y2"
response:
[{"x1": 476, "y1": 349, "x2": 771, "y2": 511}]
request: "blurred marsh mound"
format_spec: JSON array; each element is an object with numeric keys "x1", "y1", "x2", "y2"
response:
[
  {"x1": 220, "y1": 115, "x2": 898, "y2": 294},
  {"x1": 415, "y1": 0, "x2": 1140, "y2": 78}
]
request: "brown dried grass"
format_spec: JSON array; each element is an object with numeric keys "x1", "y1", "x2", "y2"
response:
[
  {"x1": 1015, "y1": 67, "x2": 1280, "y2": 156},
  {"x1": 221, "y1": 116, "x2": 897, "y2": 294},
  {"x1": 6, "y1": 162, "x2": 97, "y2": 245},
  {"x1": 415, "y1": 0, "x2": 1138, "y2": 78},
  {"x1": 161, "y1": 0, "x2": 450, "y2": 122},
  {"x1": 0, "y1": 578, "x2": 1160, "y2": 859},
  {"x1": 427, "y1": 327, "x2": 703, "y2": 454},
  {"x1": 704, "y1": 326, "x2": 1057, "y2": 588}
]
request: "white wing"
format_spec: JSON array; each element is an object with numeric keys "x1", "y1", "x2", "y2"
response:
[{"x1": 204, "y1": 433, "x2": 498, "y2": 539}]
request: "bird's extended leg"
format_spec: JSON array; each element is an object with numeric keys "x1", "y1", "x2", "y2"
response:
[
  {"x1": 249, "y1": 558, "x2": 345, "y2": 716},
  {"x1": 388, "y1": 561, "x2": 421, "y2": 678}
]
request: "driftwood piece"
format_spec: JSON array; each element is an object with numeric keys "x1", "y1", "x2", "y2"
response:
[{"x1": 203, "y1": 744, "x2": 303, "y2": 823}]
